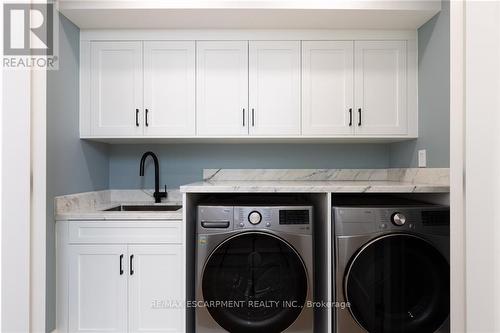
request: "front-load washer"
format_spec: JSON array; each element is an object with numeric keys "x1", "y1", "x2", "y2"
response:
[
  {"x1": 196, "y1": 204, "x2": 314, "y2": 333},
  {"x1": 332, "y1": 197, "x2": 450, "y2": 333}
]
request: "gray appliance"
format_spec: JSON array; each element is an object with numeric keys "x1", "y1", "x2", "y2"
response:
[
  {"x1": 196, "y1": 204, "x2": 314, "y2": 333},
  {"x1": 333, "y1": 199, "x2": 450, "y2": 333}
]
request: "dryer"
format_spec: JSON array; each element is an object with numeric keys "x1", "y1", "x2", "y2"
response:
[
  {"x1": 333, "y1": 198, "x2": 450, "y2": 333},
  {"x1": 196, "y1": 204, "x2": 314, "y2": 333}
]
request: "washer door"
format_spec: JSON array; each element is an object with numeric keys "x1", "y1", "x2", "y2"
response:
[
  {"x1": 202, "y1": 232, "x2": 308, "y2": 333},
  {"x1": 345, "y1": 234, "x2": 449, "y2": 333}
]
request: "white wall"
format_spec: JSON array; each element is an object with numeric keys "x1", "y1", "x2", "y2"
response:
[
  {"x1": 464, "y1": 1, "x2": 500, "y2": 331},
  {"x1": 1, "y1": 69, "x2": 32, "y2": 333}
]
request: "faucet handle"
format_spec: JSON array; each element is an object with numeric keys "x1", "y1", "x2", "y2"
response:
[{"x1": 162, "y1": 184, "x2": 168, "y2": 199}]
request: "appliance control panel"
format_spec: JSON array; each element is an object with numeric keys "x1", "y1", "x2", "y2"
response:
[
  {"x1": 333, "y1": 206, "x2": 450, "y2": 237},
  {"x1": 235, "y1": 206, "x2": 313, "y2": 235},
  {"x1": 197, "y1": 205, "x2": 313, "y2": 235}
]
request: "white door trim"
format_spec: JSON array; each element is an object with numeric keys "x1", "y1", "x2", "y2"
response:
[
  {"x1": 463, "y1": 1, "x2": 500, "y2": 332},
  {"x1": 30, "y1": 67, "x2": 47, "y2": 333},
  {"x1": 449, "y1": 1, "x2": 465, "y2": 332},
  {"x1": 1, "y1": 70, "x2": 32, "y2": 332}
]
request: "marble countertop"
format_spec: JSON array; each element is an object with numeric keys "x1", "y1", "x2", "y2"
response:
[
  {"x1": 55, "y1": 189, "x2": 183, "y2": 221},
  {"x1": 55, "y1": 169, "x2": 449, "y2": 220},
  {"x1": 180, "y1": 168, "x2": 450, "y2": 193},
  {"x1": 180, "y1": 180, "x2": 449, "y2": 193}
]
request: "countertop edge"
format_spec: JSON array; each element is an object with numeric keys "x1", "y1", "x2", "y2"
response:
[{"x1": 180, "y1": 181, "x2": 450, "y2": 194}]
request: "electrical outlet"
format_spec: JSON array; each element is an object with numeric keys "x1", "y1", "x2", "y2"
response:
[{"x1": 418, "y1": 149, "x2": 427, "y2": 168}]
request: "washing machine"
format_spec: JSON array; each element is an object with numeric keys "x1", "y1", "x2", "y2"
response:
[
  {"x1": 332, "y1": 197, "x2": 450, "y2": 333},
  {"x1": 196, "y1": 203, "x2": 314, "y2": 333}
]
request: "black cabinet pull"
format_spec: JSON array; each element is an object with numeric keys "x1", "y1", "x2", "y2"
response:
[
  {"x1": 145, "y1": 109, "x2": 149, "y2": 127},
  {"x1": 358, "y1": 108, "x2": 362, "y2": 126},
  {"x1": 135, "y1": 109, "x2": 139, "y2": 127},
  {"x1": 349, "y1": 108, "x2": 353, "y2": 126},
  {"x1": 130, "y1": 254, "x2": 134, "y2": 275},
  {"x1": 119, "y1": 254, "x2": 124, "y2": 275},
  {"x1": 251, "y1": 108, "x2": 255, "y2": 127},
  {"x1": 242, "y1": 108, "x2": 245, "y2": 127}
]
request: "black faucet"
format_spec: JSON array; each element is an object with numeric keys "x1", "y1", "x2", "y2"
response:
[{"x1": 139, "y1": 151, "x2": 167, "y2": 203}]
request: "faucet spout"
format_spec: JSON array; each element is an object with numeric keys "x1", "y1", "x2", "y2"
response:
[{"x1": 139, "y1": 151, "x2": 167, "y2": 203}]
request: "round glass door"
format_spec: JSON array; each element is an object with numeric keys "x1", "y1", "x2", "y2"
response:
[
  {"x1": 345, "y1": 234, "x2": 449, "y2": 333},
  {"x1": 202, "y1": 232, "x2": 308, "y2": 333}
]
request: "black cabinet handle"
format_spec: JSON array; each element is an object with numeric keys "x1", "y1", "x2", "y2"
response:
[
  {"x1": 145, "y1": 109, "x2": 149, "y2": 127},
  {"x1": 135, "y1": 109, "x2": 139, "y2": 127},
  {"x1": 251, "y1": 108, "x2": 255, "y2": 127},
  {"x1": 119, "y1": 254, "x2": 124, "y2": 275},
  {"x1": 349, "y1": 108, "x2": 352, "y2": 126},
  {"x1": 130, "y1": 254, "x2": 134, "y2": 275},
  {"x1": 242, "y1": 108, "x2": 245, "y2": 127},
  {"x1": 358, "y1": 108, "x2": 362, "y2": 126}
]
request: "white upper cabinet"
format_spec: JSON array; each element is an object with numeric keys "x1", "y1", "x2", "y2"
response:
[
  {"x1": 196, "y1": 41, "x2": 249, "y2": 136},
  {"x1": 248, "y1": 41, "x2": 301, "y2": 136},
  {"x1": 302, "y1": 41, "x2": 354, "y2": 136},
  {"x1": 354, "y1": 40, "x2": 408, "y2": 136},
  {"x1": 90, "y1": 41, "x2": 143, "y2": 136},
  {"x1": 68, "y1": 245, "x2": 128, "y2": 333},
  {"x1": 143, "y1": 41, "x2": 195, "y2": 136},
  {"x1": 81, "y1": 33, "x2": 415, "y2": 140}
]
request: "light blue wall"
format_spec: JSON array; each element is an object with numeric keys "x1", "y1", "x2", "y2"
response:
[
  {"x1": 108, "y1": 2, "x2": 451, "y2": 186},
  {"x1": 390, "y1": 0, "x2": 450, "y2": 167},
  {"x1": 46, "y1": 14, "x2": 109, "y2": 332},
  {"x1": 109, "y1": 144, "x2": 391, "y2": 188}
]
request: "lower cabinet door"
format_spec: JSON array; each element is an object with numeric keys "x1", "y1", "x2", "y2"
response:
[
  {"x1": 128, "y1": 245, "x2": 185, "y2": 333},
  {"x1": 68, "y1": 245, "x2": 128, "y2": 333}
]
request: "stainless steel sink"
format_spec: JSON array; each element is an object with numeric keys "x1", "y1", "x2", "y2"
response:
[{"x1": 104, "y1": 205, "x2": 182, "y2": 212}]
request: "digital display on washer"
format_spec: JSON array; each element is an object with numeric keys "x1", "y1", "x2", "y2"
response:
[
  {"x1": 421, "y1": 210, "x2": 450, "y2": 226},
  {"x1": 279, "y1": 210, "x2": 310, "y2": 225}
]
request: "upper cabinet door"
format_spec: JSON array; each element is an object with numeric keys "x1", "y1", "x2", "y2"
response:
[
  {"x1": 302, "y1": 41, "x2": 354, "y2": 136},
  {"x1": 91, "y1": 41, "x2": 143, "y2": 136},
  {"x1": 128, "y1": 245, "x2": 184, "y2": 333},
  {"x1": 249, "y1": 41, "x2": 301, "y2": 136},
  {"x1": 68, "y1": 245, "x2": 128, "y2": 333},
  {"x1": 143, "y1": 41, "x2": 195, "y2": 136},
  {"x1": 354, "y1": 41, "x2": 408, "y2": 136},
  {"x1": 196, "y1": 41, "x2": 249, "y2": 136}
]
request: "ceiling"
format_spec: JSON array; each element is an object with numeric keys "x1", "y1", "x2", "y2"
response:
[{"x1": 59, "y1": 0, "x2": 441, "y2": 29}]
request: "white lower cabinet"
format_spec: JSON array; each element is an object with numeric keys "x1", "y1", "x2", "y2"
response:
[
  {"x1": 128, "y1": 245, "x2": 184, "y2": 333},
  {"x1": 59, "y1": 221, "x2": 185, "y2": 333},
  {"x1": 68, "y1": 245, "x2": 128, "y2": 333}
]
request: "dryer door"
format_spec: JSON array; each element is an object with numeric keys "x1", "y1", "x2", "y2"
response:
[
  {"x1": 345, "y1": 233, "x2": 449, "y2": 333},
  {"x1": 202, "y1": 232, "x2": 308, "y2": 333}
]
